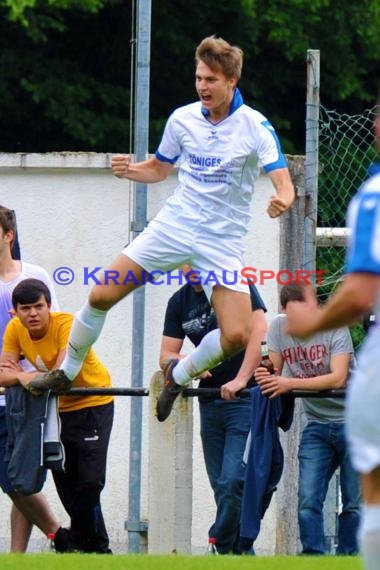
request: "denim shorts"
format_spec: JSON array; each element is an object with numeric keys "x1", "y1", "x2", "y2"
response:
[{"x1": 0, "y1": 406, "x2": 13, "y2": 493}]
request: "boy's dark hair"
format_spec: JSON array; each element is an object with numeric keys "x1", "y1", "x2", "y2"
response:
[
  {"x1": 0, "y1": 205, "x2": 17, "y2": 252},
  {"x1": 280, "y1": 283, "x2": 305, "y2": 309},
  {"x1": 12, "y1": 278, "x2": 51, "y2": 309}
]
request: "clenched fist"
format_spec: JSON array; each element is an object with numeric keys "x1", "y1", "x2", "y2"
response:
[{"x1": 111, "y1": 154, "x2": 131, "y2": 178}]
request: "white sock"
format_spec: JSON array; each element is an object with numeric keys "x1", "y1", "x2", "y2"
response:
[
  {"x1": 359, "y1": 505, "x2": 380, "y2": 570},
  {"x1": 173, "y1": 329, "x2": 225, "y2": 386},
  {"x1": 61, "y1": 302, "x2": 108, "y2": 380}
]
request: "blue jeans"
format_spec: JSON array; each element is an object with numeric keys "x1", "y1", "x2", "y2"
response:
[
  {"x1": 298, "y1": 421, "x2": 361, "y2": 555},
  {"x1": 199, "y1": 398, "x2": 251, "y2": 554}
]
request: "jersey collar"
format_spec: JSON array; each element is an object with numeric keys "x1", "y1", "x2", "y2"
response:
[{"x1": 201, "y1": 88, "x2": 244, "y2": 118}]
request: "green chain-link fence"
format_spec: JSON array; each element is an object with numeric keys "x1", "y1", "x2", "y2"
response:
[
  {"x1": 312, "y1": 103, "x2": 377, "y2": 553},
  {"x1": 317, "y1": 104, "x2": 377, "y2": 348}
]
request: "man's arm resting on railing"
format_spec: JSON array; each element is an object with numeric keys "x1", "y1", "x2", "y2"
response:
[{"x1": 255, "y1": 352, "x2": 351, "y2": 399}]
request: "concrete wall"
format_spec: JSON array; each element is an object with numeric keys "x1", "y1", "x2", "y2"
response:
[{"x1": 0, "y1": 152, "x2": 280, "y2": 553}]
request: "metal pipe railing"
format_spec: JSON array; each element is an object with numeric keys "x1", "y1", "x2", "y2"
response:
[{"x1": 17, "y1": 386, "x2": 344, "y2": 398}]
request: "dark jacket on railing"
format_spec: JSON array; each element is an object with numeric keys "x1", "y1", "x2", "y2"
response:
[{"x1": 239, "y1": 386, "x2": 295, "y2": 546}]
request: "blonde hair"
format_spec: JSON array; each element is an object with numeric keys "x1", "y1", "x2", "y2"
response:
[{"x1": 195, "y1": 36, "x2": 243, "y2": 80}]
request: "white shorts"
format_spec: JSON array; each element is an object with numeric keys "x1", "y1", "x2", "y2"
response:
[
  {"x1": 122, "y1": 217, "x2": 250, "y2": 299},
  {"x1": 346, "y1": 329, "x2": 380, "y2": 473}
]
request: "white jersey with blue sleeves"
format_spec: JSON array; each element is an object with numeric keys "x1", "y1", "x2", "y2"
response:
[
  {"x1": 154, "y1": 89, "x2": 287, "y2": 236},
  {"x1": 346, "y1": 168, "x2": 380, "y2": 275},
  {"x1": 344, "y1": 164, "x2": 380, "y2": 473},
  {"x1": 346, "y1": 164, "x2": 380, "y2": 319}
]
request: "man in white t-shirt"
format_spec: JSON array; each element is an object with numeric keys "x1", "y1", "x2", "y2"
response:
[
  {"x1": 28, "y1": 35, "x2": 294, "y2": 424},
  {"x1": 0, "y1": 205, "x2": 70, "y2": 552}
]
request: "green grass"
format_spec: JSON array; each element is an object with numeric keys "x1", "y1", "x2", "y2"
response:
[{"x1": 0, "y1": 554, "x2": 364, "y2": 570}]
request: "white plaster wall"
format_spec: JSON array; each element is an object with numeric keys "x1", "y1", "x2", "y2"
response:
[{"x1": 0, "y1": 153, "x2": 280, "y2": 553}]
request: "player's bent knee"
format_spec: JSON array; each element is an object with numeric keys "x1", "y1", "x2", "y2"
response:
[
  {"x1": 222, "y1": 328, "x2": 250, "y2": 355},
  {"x1": 89, "y1": 287, "x2": 118, "y2": 311}
]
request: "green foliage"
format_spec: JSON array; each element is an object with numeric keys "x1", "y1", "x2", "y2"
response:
[
  {"x1": 318, "y1": 136, "x2": 377, "y2": 227},
  {"x1": 350, "y1": 322, "x2": 366, "y2": 353},
  {"x1": 0, "y1": 0, "x2": 130, "y2": 151},
  {"x1": 1, "y1": 0, "x2": 380, "y2": 151},
  {"x1": 3, "y1": 0, "x2": 105, "y2": 24},
  {"x1": 19, "y1": 60, "x2": 130, "y2": 148},
  {"x1": 317, "y1": 114, "x2": 377, "y2": 350}
]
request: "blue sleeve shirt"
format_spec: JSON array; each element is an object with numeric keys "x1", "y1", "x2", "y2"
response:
[{"x1": 346, "y1": 166, "x2": 380, "y2": 276}]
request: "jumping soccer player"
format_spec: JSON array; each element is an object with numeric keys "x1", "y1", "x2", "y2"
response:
[{"x1": 28, "y1": 35, "x2": 294, "y2": 423}]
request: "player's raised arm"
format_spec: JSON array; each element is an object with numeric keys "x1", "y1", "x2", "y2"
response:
[
  {"x1": 267, "y1": 167, "x2": 295, "y2": 218},
  {"x1": 111, "y1": 154, "x2": 173, "y2": 183}
]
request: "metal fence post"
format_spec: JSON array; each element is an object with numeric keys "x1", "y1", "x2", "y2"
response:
[
  {"x1": 305, "y1": 49, "x2": 320, "y2": 277},
  {"x1": 127, "y1": 0, "x2": 152, "y2": 554}
]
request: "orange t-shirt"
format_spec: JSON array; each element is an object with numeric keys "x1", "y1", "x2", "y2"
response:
[{"x1": 3, "y1": 312, "x2": 113, "y2": 412}]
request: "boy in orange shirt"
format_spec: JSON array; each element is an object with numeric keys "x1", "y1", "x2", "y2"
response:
[{"x1": 0, "y1": 278, "x2": 114, "y2": 553}]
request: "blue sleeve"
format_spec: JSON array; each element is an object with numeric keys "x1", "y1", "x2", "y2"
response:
[
  {"x1": 346, "y1": 191, "x2": 380, "y2": 275},
  {"x1": 258, "y1": 120, "x2": 287, "y2": 172}
]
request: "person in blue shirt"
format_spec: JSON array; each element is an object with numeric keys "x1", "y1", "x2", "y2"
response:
[
  {"x1": 285, "y1": 106, "x2": 380, "y2": 570},
  {"x1": 27, "y1": 36, "x2": 294, "y2": 426},
  {"x1": 160, "y1": 265, "x2": 267, "y2": 554}
]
